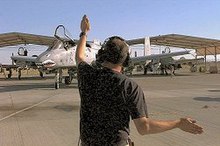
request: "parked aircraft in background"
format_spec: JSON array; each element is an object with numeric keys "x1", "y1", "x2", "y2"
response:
[
  {"x1": 9, "y1": 46, "x2": 42, "y2": 79},
  {"x1": 125, "y1": 49, "x2": 190, "y2": 75},
  {"x1": 0, "y1": 26, "x2": 190, "y2": 89},
  {"x1": 145, "y1": 55, "x2": 204, "y2": 76},
  {"x1": 0, "y1": 46, "x2": 41, "y2": 79},
  {"x1": 142, "y1": 47, "x2": 201, "y2": 75},
  {"x1": 124, "y1": 41, "x2": 190, "y2": 75}
]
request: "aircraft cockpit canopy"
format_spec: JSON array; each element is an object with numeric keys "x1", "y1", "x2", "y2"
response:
[
  {"x1": 54, "y1": 25, "x2": 76, "y2": 50},
  {"x1": 47, "y1": 40, "x2": 64, "y2": 50},
  {"x1": 54, "y1": 25, "x2": 73, "y2": 41}
]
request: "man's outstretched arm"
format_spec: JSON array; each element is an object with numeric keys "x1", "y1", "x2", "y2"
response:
[
  {"x1": 133, "y1": 117, "x2": 203, "y2": 135},
  {"x1": 75, "y1": 15, "x2": 90, "y2": 66}
]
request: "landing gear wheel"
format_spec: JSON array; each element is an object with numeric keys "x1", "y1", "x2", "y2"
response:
[
  {"x1": 18, "y1": 69, "x2": 21, "y2": 80},
  {"x1": 64, "y1": 76, "x2": 71, "y2": 85},
  {"x1": 18, "y1": 74, "x2": 21, "y2": 80},
  {"x1": 40, "y1": 72, "x2": 44, "y2": 78},
  {"x1": 8, "y1": 73, "x2": 12, "y2": 79},
  {"x1": 55, "y1": 82, "x2": 59, "y2": 89}
]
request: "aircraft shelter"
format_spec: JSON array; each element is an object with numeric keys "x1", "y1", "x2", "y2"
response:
[
  {"x1": 0, "y1": 32, "x2": 55, "y2": 47},
  {"x1": 126, "y1": 34, "x2": 220, "y2": 72}
]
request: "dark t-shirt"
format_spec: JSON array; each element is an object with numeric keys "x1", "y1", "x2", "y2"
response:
[{"x1": 77, "y1": 62, "x2": 148, "y2": 146}]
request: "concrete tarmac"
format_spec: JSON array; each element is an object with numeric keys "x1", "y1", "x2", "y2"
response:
[{"x1": 0, "y1": 73, "x2": 219, "y2": 146}]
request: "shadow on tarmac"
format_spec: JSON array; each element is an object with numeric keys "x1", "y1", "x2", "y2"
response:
[
  {"x1": 0, "y1": 76, "x2": 53, "y2": 81},
  {"x1": 54, "y1": 104, "x2": 80, "y2": 112},
  {"x1": 193, "y1": 97, "x2": 220, "y2": 102},
  {"x1": 208, "y1": 90, "x2": 220, "y2": 92},
  {"x1": 0, "y1": 83, "x2": 78, "y2": 93},
  {"x1": 127, "y1": 73, "x2": 194, "y2": 78}
]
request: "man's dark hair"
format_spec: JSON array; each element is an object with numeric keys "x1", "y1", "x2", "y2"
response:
[{"x1": 97, "y1": 36, "x2": 130, "y2": 66}]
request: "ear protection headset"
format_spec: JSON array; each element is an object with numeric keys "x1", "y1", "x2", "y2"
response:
[{"x1": 96, "y1": 36, "x2": 130, "y2": 67}]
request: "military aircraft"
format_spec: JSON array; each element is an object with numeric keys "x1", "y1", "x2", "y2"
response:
[
  {"x1": 0, "y1": 25, "x2": 101, "y2": 89},
  {"x1": 0, "y1": 25, "x2": 101, "y2": 88},
  {"x1": 9, "y1": 46, "x2": 42, "y2": 79},
  {"x1": 35, "y1": 25, "x2": 101, "y2": 89},
  {"x1": 0, "y1": 26, "x2": 190, "y2": 89},
  {"x1": 124, "y1": 40, "x2": 190, "y2": 75},
  {"x1": 142, "y1": 47, "x2": 195, "y2": 75},
  {"x1": 0, "y1": 46, "x2": 40, "y2": 79}
]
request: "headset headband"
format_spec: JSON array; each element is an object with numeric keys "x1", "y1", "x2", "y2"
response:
[{"x1": 102, "y1": 36, "x2": 125, "y2": 49}]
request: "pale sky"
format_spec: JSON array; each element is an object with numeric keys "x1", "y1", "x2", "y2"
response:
[{"x1": 0, "y1": 0, "x2": 220, "y2": 63}]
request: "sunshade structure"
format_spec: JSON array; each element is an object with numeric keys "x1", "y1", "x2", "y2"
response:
[
  {"x1": 126, "y1": 34, "x2": 220, "y2": 72},
  {"x1": 0, "y1": 32, "x2": 55, "y2": 47},
  {"x1": 127, "y1": 34, "x2": 220, "y2": 55},
  {"x1": 151, "y1": 34, "x2": 220, "y2": 56}
]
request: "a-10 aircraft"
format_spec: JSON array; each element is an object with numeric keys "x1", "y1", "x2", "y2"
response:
[
  {"x1": 6, "y1": 25, "x2": 101, "y2": 89},
  {"x1": 0, "y1": 25, "x2": 190, "y2": 89}
]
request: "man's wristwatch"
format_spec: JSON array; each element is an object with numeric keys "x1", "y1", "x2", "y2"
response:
[{"x1": 79, "y1": 32, "x2": 87, "y2": 37}]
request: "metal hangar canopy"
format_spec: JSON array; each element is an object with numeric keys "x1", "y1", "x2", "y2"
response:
[
  {"x1": 0, "y1": 32, "x2": 55, "y2": 48},
  {"x1": 126, "y1": 34, "x2": 220, "y2": 56}
]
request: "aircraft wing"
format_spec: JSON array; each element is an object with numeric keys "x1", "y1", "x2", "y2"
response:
[
  {"x1": 0, "y1": 32, "x2": 55, "y2": 47},
  {"x1": 175, "y1": 57, "x2": 204, "y2": 65},
  {"x1": 11, "y1": 55, "x2": 37, "y2": 63},
  {"x1": 10, "y1": 55, "x2": 38, "y2": 69},
  {"x1": 131, "y1": 50, "x2": 190, "y2": 64}
]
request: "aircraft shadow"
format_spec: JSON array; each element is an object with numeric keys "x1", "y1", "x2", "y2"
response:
[
  {"x1": 127, "y1": 73, "x2": 193, "y2": 78},
  {"x1": 193, "y1": 97, "x2": 220, "y2": 102},
  {"x1": 54, "y1": 104, "x2": 80, "y2": 112},
  {"x1": 0, "y1": 83, "x2": 78, "y2": 93},
  {"x1": 0, "y1": 76, "x2": 54, "y2": 81},
  {"x1": 208, "y1": 90, "x2": 220, "y2": 92}
]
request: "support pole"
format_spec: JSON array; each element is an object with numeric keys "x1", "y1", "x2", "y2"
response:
[
  {"x1": 214, "y1": 46, "x2": 218, "y2": 73},
  {"x1": 195, "y1": 49, "x2": 198, "y2": 65},
  {"x1": 144, "y1": 37, "x2": 151, "y2": 56},
  {"x1": 204, "y1": 48, "x2": 207, "y2": 72}
]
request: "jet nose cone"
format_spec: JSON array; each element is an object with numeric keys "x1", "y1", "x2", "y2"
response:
[
  {"x1": 42, "y1": 59, "x2": 56, "y2": 68},
  {"x1": 36, "y1": 53, "x2": 56, "y2": 68}
]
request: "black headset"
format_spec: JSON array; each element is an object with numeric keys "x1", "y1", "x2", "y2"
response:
[{"x1": 96, "y1": 36, "x2": 130, "y2": 67}]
